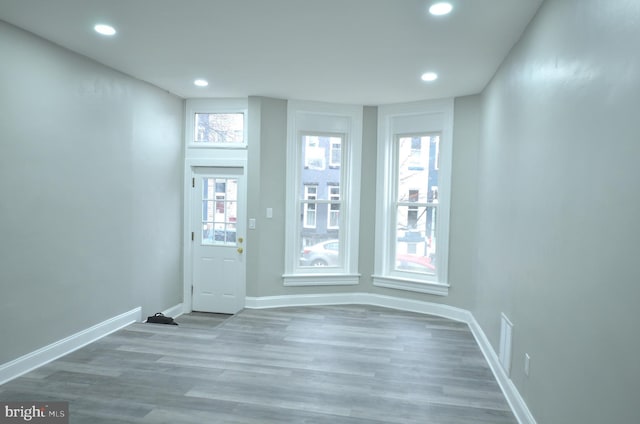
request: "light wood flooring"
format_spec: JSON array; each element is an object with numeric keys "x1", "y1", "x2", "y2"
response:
[{"x1": 0, "y1": 305, "x2": 517, "y2": 423}]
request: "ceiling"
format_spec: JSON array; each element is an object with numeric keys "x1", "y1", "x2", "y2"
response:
[{"x1": 0, "y1": 0, "x2": 543, "y2": 105}]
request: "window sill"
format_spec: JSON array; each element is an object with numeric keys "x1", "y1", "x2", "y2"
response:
[
  {"x1": 283, "y1": 273, "x2": 360, "y2": 287},
  {"x1": 372, "y1": 275, "x2": 449, "y2": 296}
]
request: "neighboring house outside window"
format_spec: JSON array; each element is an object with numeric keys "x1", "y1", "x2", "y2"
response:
[
  {"x1": 300, "y1": 136, "x2": 341, "y2": 241},
  {"x1": 303, "y1": 184, "x2": 318, "y2": 229},
  {"x1": 328, "y1": 184, "x2": 340, "y2": 230}
]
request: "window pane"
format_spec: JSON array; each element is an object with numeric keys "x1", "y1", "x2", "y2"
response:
[
  {"x1": 299, "y1": 134, "x2": 343, "y2": 268},
  {"x1": 327, "y1": 185, "x2": 340, "y2": 229},
  {"x1": 303, "y1": 136, "x2": 325, "y2": 170},
  {"x1": 329, "y1": 138, "x2": 341, "y2": 167},
  {"x1": 301, "y1": 136, "x2": 342, "y2": 194},
  {"x1": 299, "y1": 221, "x2": 340, "y2": 267},
  {"x1": 394, "y1": 134, "x2": 440, "y2": 275},
  {"x1": 397, "y1": 136, "x2": 439, "y2": 203},
  {"x1": 304, "y1": 203, "x2": 316, "y2": 228},
  {"x1": 395, "y1": 205, "x2": 437, "y2": 275},
  {"x1": 303, "y1": 184, "x2": 318, "y2": 228},
  {"x1": 194, "y1": 113, "x2": 244, "y2": 143},
  {"x1": 328, "y1": 203, "x2": 340, "y2": 229}
]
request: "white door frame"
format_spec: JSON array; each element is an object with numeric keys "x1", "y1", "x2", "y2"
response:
[{"x1": 183, "y1": 157, "x2": 248, "y2": 314}]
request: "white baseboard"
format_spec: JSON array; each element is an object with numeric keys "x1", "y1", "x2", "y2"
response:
[
  {"x1": 245, "y1": 292, "x2": 365, "y2": 309},
  {"x1": 0, "y1": 307, "x2": 141, "y2": 386},
  {"x1": 245, "y1": 293, "x2": 536, "y2": 424},
  {"x1": 467, "y1": 316, "x2": 537, "y2": 424},
  {"x1": 162, "y1": 303, "x2": 185, "y2": 320},
  {"x1": 246, "y1": 292, "x2": 472, "y2": 322}
]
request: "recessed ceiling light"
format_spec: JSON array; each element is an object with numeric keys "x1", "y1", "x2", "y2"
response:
[
  {"x1": 194, "y1": 79, "x2": 209, "y2": 87},
  {"x1": 429, "y1": 2, "x2": 453, "y2": 16},
  {"x1": 94, "y1": 24, "x2": 116, "y2": 36},
  {"x1": 421, "y1": 72, "x2": 438, "y2": 82}
]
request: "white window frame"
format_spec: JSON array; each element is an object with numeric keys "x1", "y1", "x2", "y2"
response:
[
  {"x1": 185, "y1": 98, "x2": 248, "y2": 149},
  {"x1": 283, "y1": 101, "x2": 362, "y2": 286},
  {"x1": 373, "y1": 99, "x2": 453, "y2": 296}
]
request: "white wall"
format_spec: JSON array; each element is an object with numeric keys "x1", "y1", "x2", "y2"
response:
[
  {"x1": 474, "y1": 0, "x2": 640, "y2": 422},
  {"x1": 0, "y1": 21, "x2": 184, "y2": 365}
]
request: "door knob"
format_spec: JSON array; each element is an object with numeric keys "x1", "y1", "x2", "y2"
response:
[{"x1": 237, "y1": 247, "x2": 244, "y2": 254}]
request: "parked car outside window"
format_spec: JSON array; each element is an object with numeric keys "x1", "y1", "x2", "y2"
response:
[
  {"x1": 395, "y1": 253, "x2": 435, "y2": 274},
  {"x1": 300, "y1": 239, "x2": 339, "y2": 267}
]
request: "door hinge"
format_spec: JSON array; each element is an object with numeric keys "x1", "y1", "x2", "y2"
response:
[
  {"x1": 192, "y1": 177, "x2": 195, "y2": 188},
  {"x1": 191, "y1": 232, "x2": 194, "y2": 241},
  {"x1": 191, "y1": 285, "x2": 194, "y2": 295}
]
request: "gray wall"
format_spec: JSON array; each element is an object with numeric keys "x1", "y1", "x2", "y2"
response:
[
  {"x1": 246, "y1": 96, "x2": 288, "y2": 297},
  {"x1": 356, "y1": 106, "x2": 379, "y2": 291},
  {"x1": 246, "y1": 98, "x2": 373, "y2": 298},
  {"x1": 0, "y1": 22, "x2": 184, "y2": 365},
  {"x1": 473, "y1": 0, "x2": 640, "y2": 422},
  {"x1": 445, "y1": 95, "x2": 481, "y2": 311}
]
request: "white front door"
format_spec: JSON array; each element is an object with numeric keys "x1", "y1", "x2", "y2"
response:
[{"x1": 191, "y1": 167, "x2": 246, "y2": 314}]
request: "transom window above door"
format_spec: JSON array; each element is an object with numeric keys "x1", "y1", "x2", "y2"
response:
[
  {"x1": 185, "y1": 98, "x2": 248, "y2": 149},
  {"x1": 194, "y1": 113, "x2": 244, "y2": 144}
]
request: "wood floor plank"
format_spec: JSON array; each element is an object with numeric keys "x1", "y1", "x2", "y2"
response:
[{"x1": 0, "y1": 305, "x2": 516, "y2": 423}]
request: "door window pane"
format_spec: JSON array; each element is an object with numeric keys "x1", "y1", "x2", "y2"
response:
[{"x1": 202, "y1": 177, "x2": 238, "y2": 245}]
